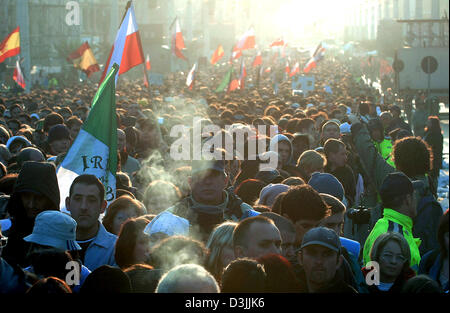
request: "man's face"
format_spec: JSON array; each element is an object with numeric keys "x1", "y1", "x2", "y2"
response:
[
  {"x1": 322, "y1": 125, "x2": 340, "y2": 142},
  {"x1": 328, "y1": 145, "x2": 348, "y2": 168},
  {"x1": 69, "y1": 124, "x2": 81, "y2": 140},
  {"x1": 20, "y1": 192, "x2": 54, "y2": 219},
  {"x1": 236, "y1": 221, "x2": 282, "y2": 259},
  {"x1": 49, "y1": 138, "x2": 71, "y2": 155},
  {"x1": 319, "y1": 212, "x2": 345, "y2": 236},
  {"x1": 190, "y1": 170, "x2": 227, "y2": 205},
  {"x1": 280, "y1": 230, "x2": 297, "y2": 260},
  {"x1": 66, "y1": 183, "x2": 105, "y2": 231},
  {"x1": 299, "y1": 245, "x2": 341, "y2": 290},
  {"x1": 278, "y1": 141, "x2": 291, "y2": 166},
  {"x1": 294, "y1": 219, "x2": 319, "y2": 244}
]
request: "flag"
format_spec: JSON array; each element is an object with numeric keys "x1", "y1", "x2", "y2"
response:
[
  {"x1": 67, "y1": 42, "x2": 100, "y2": 78},
  {"x1": 0, "y1": 27, "x2": 20, "y2": 64},
  {"x1": 264, "y1": 67, "x2": 271, "y2": 73},
  {"x1": 57, "y1": 63, "x2": 119, "y2": 211},
  {"x1": 172, "y1": 18, "x2": 187, "y2": 60},
  {"x1": 146, "y1": 54, "x2": 151, "y2": 71},
  {"x1": 235, "y1": 27, "x2": 255, "y2": 51},
  {"x1": 231, "y1": 49, "x2": 242, "y2": 60},
  {"x1": 229, "y1": 78, "x2": 239, "y2": 92},
  {"x1": 186, "y1": 62, "x2": 197, "y2": 90},
  {"x1": 211, "y1": 45, "x2": 224, "y2": 65},
  {"x1": 239, "y1": 59, "x2": 247, "y2": 90},
  {"x1": 269, "y1": 38, "x2": 284, "y2": 47},
  {"x1": 379, "y1": 59, "x2": 393, "y2": 78},
  {"x1": 215, "y1": 67, "x2": 233, "y2": 93},
  {"x1": 99, "y1": 4, "x2": 145, "y2": 84},
  {"x1": 289, "y1": 62, "x2": 300, "y2": 77},
  {"x1": 303, "y1": 43, "x2": 326, "y2": 74},
  {"x1": 285, "y1": 61, "x2": 290, "y2": 73},
  {"x1": 13, "y1": 59, "x2": 25, "y2": 89},
  {"x1": 252, "y1": 51, "x2": 262, "y2": 67}
]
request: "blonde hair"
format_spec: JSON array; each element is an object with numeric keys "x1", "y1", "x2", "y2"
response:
[
  {"x1": 205, "y1": 221, "x2": 238, "y2": 281},
  {"x1": 296, "y1": 150, "x2": 326, "y2": 172}
]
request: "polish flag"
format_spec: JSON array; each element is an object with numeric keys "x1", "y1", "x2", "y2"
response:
[
  {"x1": 252, "y1": 51, "x2": 262, "y2": 67},
  {"x1": 303, "y1": 43, "x2": 326, "y2": 74},
  {"x1": 235, "y1": 28, "x2": 255, "y2": 51},
  {"x1": 13, "y1": 59, "x2": 25, "y2": 89},
  {"x1": 285, "y1": 61, "x2": 290, "y2": 73},
  {"x1": 172, "y1": 18, "x2": 187, "y2": 60},
  {"x1": 99, "y1": 4, "x2": 145, "y2": 85},
  {"x1": 186, "y1": 62, "x2": 197, "y2": 90},
  {"x1": 269, "y1": 38, "x2": 284, "y2": 47},
  {"x1": 146, "y1": 54, "x2": 151, "y2": 71},
  {"x1": 289, "y1": 62, "x2": 300, "y2": 77},
  {"x1": 239, "y1": 59, "x2": 247, "y2": 90}
]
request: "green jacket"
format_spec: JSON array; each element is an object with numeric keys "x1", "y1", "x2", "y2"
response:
[
  {"x1": 363, "y1": 209, "x2": 421, "y2": 272},
  {"x1": 373, "y1": 138, "x2": 395, "y2": 168}
]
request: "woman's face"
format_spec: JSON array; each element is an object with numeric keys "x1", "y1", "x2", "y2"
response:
[
  {"x1": 112, "y1": 207, "x2": 138, "y2": 235},
  {"x1": 378, "y1": 240, "x2": 406, "y2": 283},
  {"x1": 133, "y1": 232, "x2": 151, "y2": 265}
]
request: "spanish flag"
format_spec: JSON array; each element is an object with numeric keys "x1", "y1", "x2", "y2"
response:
[
  {"x1": 210, "y1": 45, "x2": 224, "y2": 65},
  {"x1": 67, "y1": 42, "x2": 100, "y2": 78},
  {"x1": 0, "y1": 27, "x2": 20, "y2": 64}
]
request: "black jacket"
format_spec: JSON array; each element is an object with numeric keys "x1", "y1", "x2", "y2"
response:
[{"x1": 2, "y1": 161, "x2": 60, "y2": 267}]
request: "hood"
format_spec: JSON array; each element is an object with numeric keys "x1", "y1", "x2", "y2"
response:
[
  {"x1": 7, "y1": 161, "x2": 60, "y2": 219},
  {"x1": 270, "y1": 134, "x2": 293, "y2": 164}
]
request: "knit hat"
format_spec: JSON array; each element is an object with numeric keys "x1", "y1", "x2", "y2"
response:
[
  {"x1": 47, "y1": 124, "x2": 71, "y2": 143},
  {"x1": 80, "y1": 265, "x2": 132, "y2": 293},
  {"x1": 308, "y1": 172, "x2": 345, "y2": 201},
  {"x1": 258, "y1": 183, "x2": 289, "y2": 207},
  {"x1": 379, "y1": 172, "x2": 414, "y2": 204},
  {"x1": 23, "y1": 211, "x2": 81, "y2": 251}
]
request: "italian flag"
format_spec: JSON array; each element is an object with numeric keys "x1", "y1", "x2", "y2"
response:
[{"x1": 57, "y1": 64, "x2": 119, "y2": 211}]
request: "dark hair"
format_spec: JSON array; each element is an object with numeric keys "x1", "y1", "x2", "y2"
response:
[
  {"x1": 234, "y1": 179, "x2": 266, "y2": 206},
  {"x1": 281, "y1": 176, "x2": 305, "y2": 186},
  {"x1": 221, "y1": 258, "x2": 267, "y2": 293},
  {"x1": 425, "y1": 116, "x2": 442, "y2": 134},
  {"x1": 260, "y1": 212, "x2": 296, "y2": 234},
  {"x1": 0, "y1": 173, "x2": 17, "y2": 195},
  {"x1": 393, "y1": 137, "x2": 432, "y2": 176},
  {"x1": 270, "y1": 191, "x2": 287, "y2": 215},
  {"x1": 297, "y1": 118, "x2": 315, "y2": 133},
  {"x1": 69, "y1": 174, "x2": 105, "y2": 202},
  {"x1": 257, "y1": 253, "x2": 301, "y2": 292},
  {"x1": 233, "y1": 216, "x2": 275, "y2": 250},
  {"x1": 320, "y1": 193, "x2": 346, "y2": 214},
  {"x1": 123, "y1": 264, "x2": 164, "y2": 293},
  {"x1": 323, "y1": 138, "x2": 345, "y2": 157},
  {"x1": 66, "y1": 116, "x2": 83, "y2": 128},
  {"x1": 401, "y1": 274, "x2": 442, "y2": 293},
  {"x1": 43, "y1": 112, "x2": 64, "y2": 132},
  {"x1": 359, "y1": 102, "x2": 370, "y2": 116},
  {"x1": 437, "y1": 209, "x2": 449, "y2": 258},
  {"x1": 26, "y1": 277, "x2": 72, "y2": 294},
  {"x1": 80, "y1": 265, "x2": 132, "y2": 293},
  {"x1": 280, "y1": 185, "x2": 331, "y2": 223},
  {"x1": 115, "y1": 217, "x2": 151, "y2": 269}
]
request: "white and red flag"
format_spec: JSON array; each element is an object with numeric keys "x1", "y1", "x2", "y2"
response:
[
  {"x1": 269, "y1": 38, "x2": 284, "y2": 47},
  {"x1": 13, "y1": 58, "x2": 25, "y2": 89},
  {"x1": 289, "y1": 62, "x2": 300, "y2": 77},
  {"x1": 252, "y1": 51, "x2": 262, "y2": 67},
  {"x1": 146, "y1": 54, "x2": 151, "y2": 71},
  {"x1": 172, "y1": 18, "x2": 187, "y2": 61},
  {"x1": 186, "y1": 62, "x2": 197, "y2": 90},
  {"x1": 303, "y1": 43, "x2": 326, "y2": 74},
  {"x1": 231, "y1": 27, "x2": 255, "y2": 60},
  {"x1": 99, "y1": 3, "x2": 145, "y2": 85}
]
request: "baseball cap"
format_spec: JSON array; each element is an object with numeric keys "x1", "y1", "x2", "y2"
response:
[
  {"x1": 379, "y1": 172, "x2": 414, "y2": 203},
  {"x1": 308, "y1": 172, "x2": 345, "y2": 201},
  {"x1": 301, "y1": 227, "x2": 341, "y2": 253},
  {"x1": 191, "y1": 159, "x2": 225, "y2": 176},
  {"x1": 24, "y1": 211, "x2": 81, "y2": 251}
]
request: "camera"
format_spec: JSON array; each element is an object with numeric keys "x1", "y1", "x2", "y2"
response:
[{"x1": 347, "y1": 206, "x2": 371, "y2": 225}]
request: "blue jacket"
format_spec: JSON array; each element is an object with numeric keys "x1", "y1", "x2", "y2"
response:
[
  {"x1": 419, "y1": 250, "x2": 449, "y2": 293},
  {"x1": 83, "y1": 223, "x2": 118, "y2": 271}
]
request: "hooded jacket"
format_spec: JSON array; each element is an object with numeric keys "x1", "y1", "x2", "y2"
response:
[
  {"x1": 270, "y1": 134, "x2": 293, "y2": 166},
  {"x1": 2, "y1": 161, "x2": 60, "y2": 267}
]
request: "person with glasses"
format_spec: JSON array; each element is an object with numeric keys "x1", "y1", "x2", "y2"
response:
[{"x1": 362, "y1": 232, "x2": 415, "y2": 293}]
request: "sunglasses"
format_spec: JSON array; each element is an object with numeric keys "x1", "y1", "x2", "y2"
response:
[{"x1": 0, "y1": 236, "x2": 7, "y2": 248}]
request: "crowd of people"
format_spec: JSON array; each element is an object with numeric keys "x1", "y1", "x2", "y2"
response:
[{"x1": 0, "y1": 53, "x2": 448, "y2": 294}]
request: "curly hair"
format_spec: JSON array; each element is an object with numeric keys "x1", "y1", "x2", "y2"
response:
[{"x1": 392, "y1": 137, "x2": 432, "y2": 177}]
